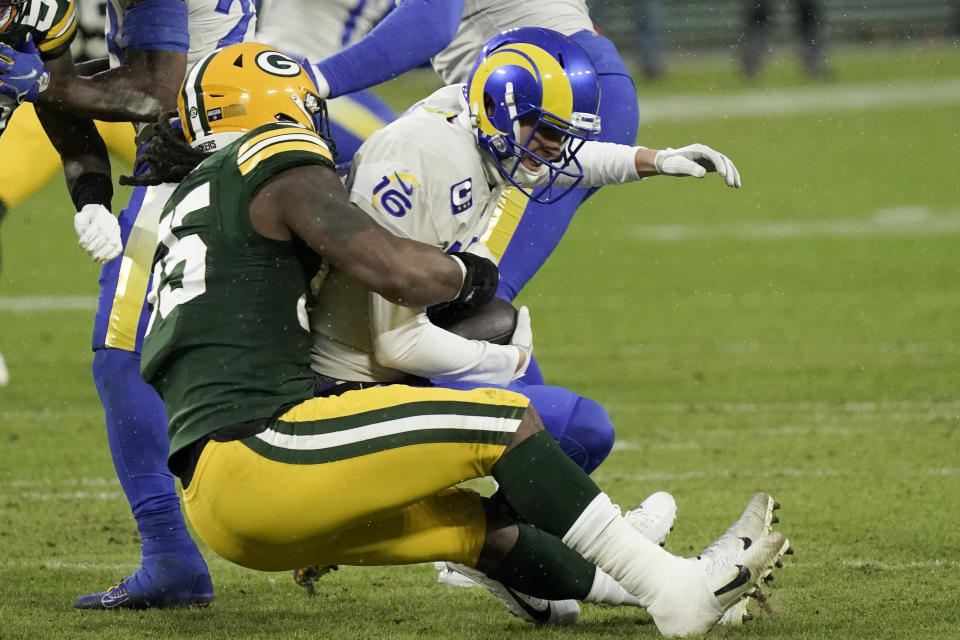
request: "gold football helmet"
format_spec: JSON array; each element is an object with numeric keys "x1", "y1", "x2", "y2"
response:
[{"x1": 178, "y1": 42, "x2": 325, "y2": 151}]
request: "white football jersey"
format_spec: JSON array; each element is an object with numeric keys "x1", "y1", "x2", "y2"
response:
[
  {"x1": 431, "y1": 0, "x2": 595, "y2": 84},
  {"x1": 308, "y1": 83, "x2": 642, "y2": 383},
  {"x1": 256, "y1": 0, "x2": 396, "y2": 60},
  {"x1": 107, "y1": 0, "x2": 257, "y2": 69},
  {"x1": 309, "y1": 84, "x2": 511, "y2": 383}
]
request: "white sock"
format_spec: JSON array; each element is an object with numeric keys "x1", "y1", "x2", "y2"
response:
[
  {"x1": 584, "y1": 568, "x2": 641, "y2": 607},
  {"x1": 563, "y1": 494, "x2": 678, "y2": 606},
  {"x1": 562, "y1": 493, "x2": 722, "y2": 636}
]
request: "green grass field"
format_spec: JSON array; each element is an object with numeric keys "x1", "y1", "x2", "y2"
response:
[{"x1": 1, "y1": 45, "x2": 959, "y2": 639}]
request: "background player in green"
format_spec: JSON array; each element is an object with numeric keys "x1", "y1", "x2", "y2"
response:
[{"x1": 130, "y1": 42, "x2": 791, "y2": 638}]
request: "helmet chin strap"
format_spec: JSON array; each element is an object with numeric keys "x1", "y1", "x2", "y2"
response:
[{"x1": 505, "y1": 156, "x2": 548, "y2": 187}]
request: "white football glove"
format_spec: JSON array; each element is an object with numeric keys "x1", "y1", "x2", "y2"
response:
[
  {"x1": 510, "y1": 306, "x2": 533, "y2": 380},
  {"x1": 654, "y1": 143, "x2": 741, "y2": 188},
  {"x1": 74, "y1": 203, "x2": 122, "y2": 264}
]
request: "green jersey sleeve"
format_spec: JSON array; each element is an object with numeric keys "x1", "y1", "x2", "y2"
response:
[{"x1": 31, "y1": 0, "x2": 78, "y2": 61}]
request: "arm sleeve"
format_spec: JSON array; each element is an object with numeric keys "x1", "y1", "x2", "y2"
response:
[
  {"x1": 554, "y1": 141, "x2": 643, "y2": 188},
  {"x1": 370, "y1": 294, "x2": 521, "y2": 386},
  {"x1": 314, "y1": 0, "x2": 463, "y2": 98}
]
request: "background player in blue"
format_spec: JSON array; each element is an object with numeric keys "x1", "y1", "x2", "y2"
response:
[{"x1": 74, "y1": 0, "x2": 258, "y2": 611}]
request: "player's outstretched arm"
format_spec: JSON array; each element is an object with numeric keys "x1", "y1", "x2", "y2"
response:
[
  {"x1": 573, "y1": 141, "x2": 742, "y2": 188},
  {"x1": 38, "y1": 0, "x2": 189, "y2": 122},
  {"x1": 39, "y1": 48, "x2": 184, "y2": 123},
  {"x1": 34, "y1": 79, "x2": 122, "y2": 264},
  {"x1": 250, "y1": 165, "x2": 496, "y2": 309},
  {"x1": 310, "y1": 0, "x2": 463, "y2": 98}
]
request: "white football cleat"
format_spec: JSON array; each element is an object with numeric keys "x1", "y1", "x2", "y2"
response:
[
  {"x1": 441, "y1": 563, "x2": 579, "y2": 626},
  {"x1": 623, "y1": 491, "x2": 677, "y2": 546},
  {"x1": 647, "y1": 530, "x2": 790, "y2": 637},
  {"x1": 704, "y1": 492, "x2": 781, "y2": 625},
  {"x1": 0, "y1": 350, "x2": 8, "y2": 387}
]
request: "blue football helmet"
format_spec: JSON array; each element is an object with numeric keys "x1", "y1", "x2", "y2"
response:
[{"x1": 465, "y1": 27, "x2": 602, "y2": 203}]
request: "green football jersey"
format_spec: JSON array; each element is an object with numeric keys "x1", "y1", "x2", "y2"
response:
[
  {"x1": 140, "y1": 121, "x2": 336, "y2": 460},
  {"x1": 0, "y1": 0, "x2": 78, "y2": 131}
]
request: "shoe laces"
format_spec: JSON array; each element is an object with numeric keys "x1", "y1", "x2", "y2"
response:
[{"x1": 623, "y1": 506, "x2": 661, "y2": 534}]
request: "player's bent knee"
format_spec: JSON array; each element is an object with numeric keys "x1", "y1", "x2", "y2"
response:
[
  {"x1": 92, "y1": 348, "x2": 141, "y2": 389},
  {"x1": 559, "y1": 398, "x2": 615, "y2": 474}
]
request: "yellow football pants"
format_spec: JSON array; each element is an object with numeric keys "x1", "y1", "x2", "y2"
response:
[
  {"x1": 183, "y1": 384, "x2": 529, "y2": 572},
  {"x1": 0, "y1": 104, "x2": 136, "y2": 209}
]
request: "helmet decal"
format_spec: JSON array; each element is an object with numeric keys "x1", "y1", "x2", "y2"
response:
[{"x1": 254, "y1": 50, "x2": 302, "y2": 77}]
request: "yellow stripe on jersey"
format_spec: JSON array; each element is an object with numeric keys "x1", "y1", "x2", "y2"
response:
[
  {"x1": 236, "y1": 126, "x2": 329, "y2": 159},
  {"x1": 236, "y1": 127, "x2": 333, "y2": 176},
  {"x1": 38, "y1": 0, "x2": 77, "y2": 54},
  {"x1": 325, "y1": 95, "x2": 392, "y2": 141},
  {"x1": 104, "y1": 185, "x2": 175, "y2": 351},
  {"x1": 238, "y1": 140, "x2": 333, "y2": 176},
  {"x1": 481, "y1": 187, "x2": 529, "y2": 261}
]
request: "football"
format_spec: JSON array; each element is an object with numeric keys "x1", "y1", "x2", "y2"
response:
[{"x1": 431, "y1": 296, "x2": 519, "y2": 344}]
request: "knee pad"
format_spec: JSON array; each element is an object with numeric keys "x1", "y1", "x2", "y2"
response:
[{"x1": 559, "y1": 397, "x2": 615, "y2": 475}]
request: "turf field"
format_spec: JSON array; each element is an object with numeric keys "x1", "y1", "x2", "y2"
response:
[{"x1": 1, "y1": 45, "x2": 958, "y2": 639}]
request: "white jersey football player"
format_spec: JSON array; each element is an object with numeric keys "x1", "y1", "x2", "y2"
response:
[
  {"x1": 310, "y1": 28, "x2": 739, "y2": 389},
  {"x1": 305, "y1": 28, "x2": 749, "y2": 626}
]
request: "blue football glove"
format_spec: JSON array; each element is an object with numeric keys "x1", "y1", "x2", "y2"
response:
[{"x1": 0, "y1": 34, "x2": 50, "y2": 104}]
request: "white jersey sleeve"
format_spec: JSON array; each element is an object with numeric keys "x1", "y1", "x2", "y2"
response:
[{"x1": 369, "y1": 295, "x2": 522, "y2": 386}]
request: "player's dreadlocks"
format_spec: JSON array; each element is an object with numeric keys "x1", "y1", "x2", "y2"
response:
[{"x1": 120, "y1": 112, "x2": 209, "y2": 187}]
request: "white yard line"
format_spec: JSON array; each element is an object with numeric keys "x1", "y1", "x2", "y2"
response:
[
  {"x1": 615, "y1": 466, "x2": 957, "y2": 483},
  {"x1": 0, "y1": 491, "x2": 124, "y2": 501},
  {"x1": 604, "y1": 399, "x2": 960, "y2": 415},
  {"x1": 0, "y1": 295, "x2": 97, "y2": 311},
  {"x1": 640, "y1": 77, "x2": 960, "y2": 123},
  {"x1": 0, "y1": 477, "x2": 118, "y2": 487},
  {"x1": 632, "y1": 207, "x2": 960, "y2": 242}
]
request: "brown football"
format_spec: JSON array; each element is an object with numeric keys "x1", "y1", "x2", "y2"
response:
[{"x1": 432, "y1": 297, "x2": 518, "y2": 344}]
